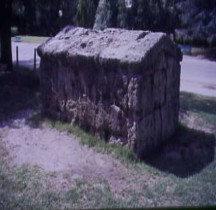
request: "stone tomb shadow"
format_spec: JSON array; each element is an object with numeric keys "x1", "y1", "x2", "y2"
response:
[
  {"x1": 143, "y1": 125, "x2": 215, "y2": 178},
  {"x1": 0, "y1": 68, "x2": 40, "y2": 124}
]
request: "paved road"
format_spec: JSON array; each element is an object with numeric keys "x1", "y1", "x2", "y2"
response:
[
  {"x1": 180, "y1": 55, "x2": 216, "y2": 97},
  {"x1": 12, "y1": 42, "x2": 41, "y2": 70},
  {"x1": 12, "y1": 42, "x2": 216, "y2": 97}
]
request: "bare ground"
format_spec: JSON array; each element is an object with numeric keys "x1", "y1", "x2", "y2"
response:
[
  {"x1": 0, "y1": 69, "x2": 157, "y2": 208},
  {"x1": 0, "y1": 108, "x2": 151, "y2": 197}
]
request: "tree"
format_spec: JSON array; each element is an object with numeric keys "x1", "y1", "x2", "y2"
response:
[
  {"x1": 0, "y1": 0, "x2": 13, "y2": 71},
  {"x1": 75, "y1": 0, "x2": 97, "y2": 28},
  {"x1": 94, "y1": 0, "x2": 178, "y2": 33},
  {"x1": 134, "y1": 0, "x2": 151, "y2": 29},
  {"x1": 94, "y1": 0, "x2": 110, "y2": 30},
  {"x1": 117, "y1": 0, "x2": 128, "y2": 28},
  {"x1": 94, "y1": 0, "x2": 118, "y2": 30}
]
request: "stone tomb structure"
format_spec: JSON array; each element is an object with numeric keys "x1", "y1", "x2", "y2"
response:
[{"x1": 38, "y1": 27, "x2": 182, "y2": 158}]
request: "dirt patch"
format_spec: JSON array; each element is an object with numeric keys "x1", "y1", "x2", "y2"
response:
[
  {"x1": 0, "y1": 69, "x2": 153, "y2": 201},
  {"x1": 0, "y1": 109, "x2": 146, "y2": 194}
]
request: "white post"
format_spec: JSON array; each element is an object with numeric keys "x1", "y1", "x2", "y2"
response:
[{"x1": 59, "y1": 10, "x2": 63, "y2": 18}]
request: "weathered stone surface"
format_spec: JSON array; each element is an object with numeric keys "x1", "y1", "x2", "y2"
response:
[{"x1": 38, "y1": 27, "x2": 182, "y2": 158}]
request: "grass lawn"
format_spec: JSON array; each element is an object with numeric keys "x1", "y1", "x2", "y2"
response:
[
  {"x1": 12, "y1": 36, "x2": 49, "y2": 44},
  {"x1": 0, "y1": 69, "x2": 216, "y2": 209}
]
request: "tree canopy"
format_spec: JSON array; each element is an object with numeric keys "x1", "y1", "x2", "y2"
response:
[
  {"x1": 94, "y1": 0, "x2": 177, "y2": 33},
  {"x1": 1, "y1": 0, "x2": 216, "y2": 71},
  {"x1": 0, "y1": 0, "x2": 13, "y2": 71}
]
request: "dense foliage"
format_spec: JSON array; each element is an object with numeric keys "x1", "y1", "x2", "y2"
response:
[
  {"x1": 75, "y1": 0, "x2": 97, "y2": 28},
  {"x1": 175, "y1": 0, "x2": 216, "y2": 46},
  {"x1": 12, "y1": 0, "x2": 76, "y2": 36},
  {"x1": 11, "y1": 0, "x2": 99, "y2": 36},
  {"x1": 94, "y1": 0, "x2": 216, "y2": 46},
  {"x1": 10, "y1": 0, "x2": 216, "y2": 40},
  {"x1": 1, "y1": 0, "x2": 216, "y2": 71},
  {"x1": 94, "y1": 0, "x2": 177, "y2": 34}
]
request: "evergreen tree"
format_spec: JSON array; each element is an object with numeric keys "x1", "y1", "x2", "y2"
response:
[
  {"x1": 94, "y1": 0, "x2": 178, "y2": 33},
  {"x1": 75, "y1": 0, "x2": 96, "y2": 28},
  {"x1": 94, "y1": 0, "x2": 117, "y2": 30},
  {"x1": 117, "y1": 0, "x2": 128, "y2": 28},
  {"x1": 0, "y1": 0, "x2": 13, "y2": 71},
  {"x1": 134, "y1": 0, "x2": 151, "y2": 30}
]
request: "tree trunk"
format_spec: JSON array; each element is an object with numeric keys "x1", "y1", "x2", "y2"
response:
[{"x1": 0, "y1": 0, "x2": 13, "y2": 71}]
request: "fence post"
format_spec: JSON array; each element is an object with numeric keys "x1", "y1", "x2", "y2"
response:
[
  {"x1": 34, "y1": 48, "x2": 36, "y2": 71},
  {"x1": 16, "y1": 46, "x2": 19, "y2": 66}
]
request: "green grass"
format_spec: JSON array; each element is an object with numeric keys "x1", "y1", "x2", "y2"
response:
[
  {"x1": 180, "y1": 92, "x2": 216, "y2": 115},
  {"x1": 1, "y1": 68, "x2": 216, "y2": 209},
  {"x1": 191, "y1": 47, "x2": 207, "y2": 56},
  {"x1": 180, "y1": 91, "x2": 216, "y2": 134},
  {"x1": 190, "y1": 47, "x2": 216, "y2": 60},
  {"x1": 12, "y1": 36, "x2": 49, "y2": 44},
  {"x1": 23, "y1": 91, "x2": 216, "y2": 207},
  {"x1": 0, "y1": 157, "x2": 128, "y2": 209}
]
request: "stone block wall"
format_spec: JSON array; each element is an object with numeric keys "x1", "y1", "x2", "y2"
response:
[{"x1": 38, "y1": 27, "x2": 182, "y2": 158}]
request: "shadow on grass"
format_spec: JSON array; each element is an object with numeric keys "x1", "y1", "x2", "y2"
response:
[
  {"x1": 180, "y1": 91, "x2": 216, "y2": 115},
  {"x1": 144, "y1": 125, "x2": 215, "y2": 178},
  {"x1": 0, "y1": 67, "x2": 40, "y2": 123}
]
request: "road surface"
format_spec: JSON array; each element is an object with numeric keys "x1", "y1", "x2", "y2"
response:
[
  {"x1": 12, "y1": 42, "x2": 41, "y2": 70},
  {"x1": 12, "y1": 42, "x2": 216, "y2": 97},
  {"x1": 180, "y1": 55, "x2": 216, "y2": 97}
]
